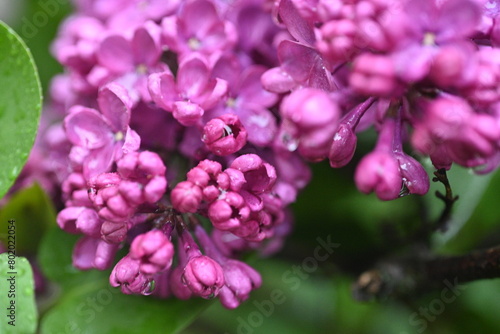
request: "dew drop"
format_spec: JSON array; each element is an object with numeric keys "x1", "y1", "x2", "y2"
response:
[{"x1": 24, "y1": 287, "x2": 34, "y2": 296}]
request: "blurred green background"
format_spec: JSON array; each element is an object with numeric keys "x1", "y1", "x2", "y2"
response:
[{"x1": 2, "y1": 1, "x2": 500, "y2": 333}]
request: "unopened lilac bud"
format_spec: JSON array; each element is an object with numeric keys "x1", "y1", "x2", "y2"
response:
[
  {"x1": 354, "y1": 151, "x2": 402, "y2": 200},
  {"x1": 203, "y1": 114, "x2": 248, "y2": 156},
  {"x1": 208, "y1": 192, "x2": 250, "y2": 230},
  {"x1": 329, "y1": 124, "x2": 357, "y2": 168},
  {"x1": 223, "y1": 168, "x2": 246, "y2": 192},
  {"x1": 230, "y1": 154, "x2": 277, "y2": 194},
  {"x1": 183, "y1": 255, "x2": 225, "y2": 298},
  {"x1": 171, "y1": 181, "x2": 202, "y2": 213},
  {"x1": 350, "y1": 54, "x2": 403, "y2": 97},
  {"x1": 57, "y1": 207, "x2": 89, "y2": 234},
  {"x1": 218, "y1": 260, "x2": 262, "y2": 309},
  {"x1": 101, "y1": 221, "x2": 128, "y2": 243},
  {"x1": 130, "y1": 230, "x2": 174, "y2": 275},
  {"x1": 281, "y1": 88, "x2": 339, "y2": 129},
  {"x1": 110, "y1": 255, "x2": 155, "y2": 295},
  {"x1": 395, "y1": 154, "x2": 430, "y2": 196}
]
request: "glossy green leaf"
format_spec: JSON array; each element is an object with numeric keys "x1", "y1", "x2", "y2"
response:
[
  {"x1": 40, "y1": 283, "x2": 210, "y2": 334},
  {"x1": 0, "y1": 253, "x2": 37, "y2": 334},
  {"x1": 0, "y1": 21, "x2": 42, "y2": 198},
  {"x1": 0, "y1": 183, "x2": 56, "y2": 254}
]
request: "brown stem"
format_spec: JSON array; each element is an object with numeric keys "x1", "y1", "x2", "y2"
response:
[
  {"x1": 432, "y1": 168, "x2": 459, "y2": 232},
  {"x1": 352, "y1": 245, "x2": 500, "y2": 301},
  {"x1": 425, "y1": 246, "x2": 500, "y2": 283}
]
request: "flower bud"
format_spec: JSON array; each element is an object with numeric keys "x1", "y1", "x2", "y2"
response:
[
  {"x1": 202, "y1": 114, "x2": 248, "y2": 156},
  {"x1": 182, "y1": 255, "x2": 225, "y2": 299}
]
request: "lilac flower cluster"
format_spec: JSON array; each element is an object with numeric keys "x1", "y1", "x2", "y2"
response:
[
  {"x1": 43, "y1": 0, "x2": 308, "y2": 309},
  {"x1": 24, "y1": 0, "x2": 500, "y2": 309},
  {"x1": 263, "y1": 0, "x2": 500, "y2": 199}
]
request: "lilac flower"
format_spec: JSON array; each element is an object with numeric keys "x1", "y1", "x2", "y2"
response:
[
  {"x1": 161, "y1": 0, "x2": 237, "y2": 58},
  {"x1": 194, "y1": 225, "x2": 261, "y2": 309},
  {"x1": 64, "y1": 83, "x2": 140, "y2": 178},
  {"x1": 73, "y1": 236, "x2": 120, "y2": 270},
  {"x1": 202, "y1": 114, "x2": 248, "y2": 156},
  {"x1": 209, "y1": 55, "x2": 278, "y2": 147},
  {"x1": 93, "y1": 22, "x2": 166, "y2": 102},
  {"x1": 179, "y1": 229, "x2": 224, "y2": 298},
  {"x1": 148, "y1": 54, "x2": 228, "y2": 126},
  {"x1": 110, "y1": 255, "x2": 155, "y2": 295},
  {"x1": 130, "y1": 229, "x2": 174, "y2": 275},
  {"x1": 278, "y1": 88, "x2": 340, "y2": 161}
]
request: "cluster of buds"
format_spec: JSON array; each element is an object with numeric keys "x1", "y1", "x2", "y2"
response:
[{"x1": 263, "y1": 0, "x2": 500, "y2": 199}]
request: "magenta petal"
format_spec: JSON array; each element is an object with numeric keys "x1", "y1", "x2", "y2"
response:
[
  {"x1": 177, "y1": 56, "x2": 210, "y2": 98},
  {"x1": 261, "y1": 67, "x2": 296, "y2": 93},
  {"x1": 200, "y1": 78, "x2": 228, "y2": 110},
  {"x1": 65, "y1": 106, "x2": 112, "y2": 149},
  {"x1": 97, "y1": 35, "x2": 134, "y2": 73},
  {"x1": 94, "y1": 241, "x2": 119, "y2": 270},
  {"x1": 436, "y1": 0, "x2": 481, "y2": 42},
  {"x1": 180, "y1": 0, "x2": 219, "y2": 38},
  {"x1": 241, "y1": 190, "x2": 263, "y2": 212},
  {"x1": 83, "y1": 143, "x2": 115, "y2": 179},
  {"x1": 278, "y1": 0, "x2": 315, "y2": 46},
  {"x1": 98, "y1": 83, "x2": 133, "y2": 132},
  {"x1": 173, "y1": 101, "x2": 204, "y2": 126},
  {"x1": 279, "y1": 40, "x2": 332, "y2": 91},
  {"x1": 122, "y1": 127, "x2": 141, "y2": 154},
  {"x1": 132, "y1": 24, "x2": 161, "y2": 66},
  {"x1": 148, "y1": 71, "x2": 178, "y2": 110},
  {"x1": 239, "y1": 66, "x2": 278, "y2": 108},
  {"x1": 73, "y1": 236, "x2": 99, "y2": 270}
]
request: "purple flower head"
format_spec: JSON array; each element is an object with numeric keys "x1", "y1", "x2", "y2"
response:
[
  {"x1": 110, "y1": 255, "x2": 155, "y2": 295},
  {"x1": 210, "y1": 56, "x2": 279, "y2": 147},
  {"x1": 51, "y1": 15, "x2": 104, "y2": 74},
  {"x1": 57, "y1": 206, "x2": 102, "y2": 238},
  {"x1": 412, "y1": 94, "x2": 500, "y2": 168},
  {"x1": 202, "y1": 114, "x2": 248, "y2": 156},
  {"x1": 161, "y1": 0, "x2": 237, "y2": 57},
  {"x1": 72, "y1": 236, "x2": 119, "y2": 270},
  {"x1": 94, "y1": 21, "x2": 166, "y2": 102},
  {"x1": 148, "y1": 54, "x2": 228, "y2": 126},
  {"x1": 64, "y1": 83, "x2": 140, "y2": 178},
  {"x1": 130, "y1": 229, "x2": 174, "y2": 275}
]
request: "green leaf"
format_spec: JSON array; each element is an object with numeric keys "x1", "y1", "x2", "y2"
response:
[
  {"x1": 0, "y1": 183, "x2": 56, "y2": 254},
  {"x1": 0, "y1": 21, "x2": 42, "y2": 198},
  {"x1": 0, "y1": 253, "x2": 38, "y2": 334},
  {"x1": 40, "y1": 283, "x2": 210, "y2": 334}
]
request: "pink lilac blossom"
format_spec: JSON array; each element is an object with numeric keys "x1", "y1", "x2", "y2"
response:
[{"x1": 12, "y1": 0, "x2": 500, "y2": 309}]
